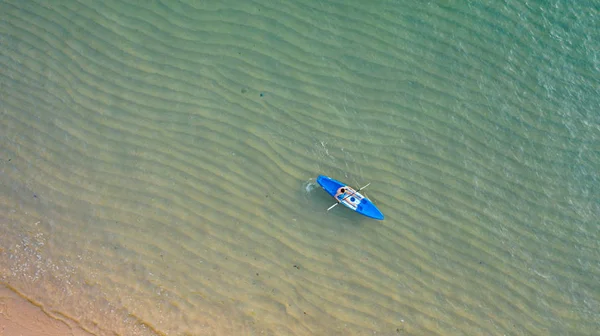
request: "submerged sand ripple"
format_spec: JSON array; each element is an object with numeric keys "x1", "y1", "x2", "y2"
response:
[{"x1": 1, "y1": 1, "x2": 598, "y2": 335}]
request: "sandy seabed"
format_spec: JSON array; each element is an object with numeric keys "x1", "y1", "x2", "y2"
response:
[{"x1": 1, "y1": 0, "x2": 598, "y2": 335}]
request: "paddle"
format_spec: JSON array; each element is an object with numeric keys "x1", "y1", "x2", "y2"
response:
[{"x1": 327, "y1": 183, "x2": 371, "y2": 211}]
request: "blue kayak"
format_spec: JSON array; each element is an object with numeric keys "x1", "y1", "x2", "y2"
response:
[{"x1": 317, "y1": 175, "x2": 384, "y2": 220}]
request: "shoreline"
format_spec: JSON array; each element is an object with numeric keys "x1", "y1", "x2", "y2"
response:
[{"x1": 0, "y1": 284, "x2": 93, "y2": 336}]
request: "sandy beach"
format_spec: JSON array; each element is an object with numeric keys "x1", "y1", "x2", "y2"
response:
[{"x1": 0, "y1": 285, "x2": 93, "y2": 336}]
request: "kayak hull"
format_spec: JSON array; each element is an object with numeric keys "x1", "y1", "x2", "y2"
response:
[{"x1": 317, "y1": 175, "x2": 384, "y2": 220}]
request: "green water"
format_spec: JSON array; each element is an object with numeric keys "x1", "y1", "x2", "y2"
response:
[{"x1": 1, "y1": 0, "x2": 598, "y2": 335}]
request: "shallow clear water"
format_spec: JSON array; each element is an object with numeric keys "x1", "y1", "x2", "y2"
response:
[{"x1": 1, "y1": 1, "x2": 598, "y2": 335}]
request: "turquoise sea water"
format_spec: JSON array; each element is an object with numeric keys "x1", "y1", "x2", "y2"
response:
[{"x1": 1, "y1": 1, "x2": 598, "y2": 335}]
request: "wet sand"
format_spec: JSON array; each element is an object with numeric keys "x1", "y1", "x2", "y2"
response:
[{"x1": 0, "y1": 284, "x2": 92, "y2": 336}]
